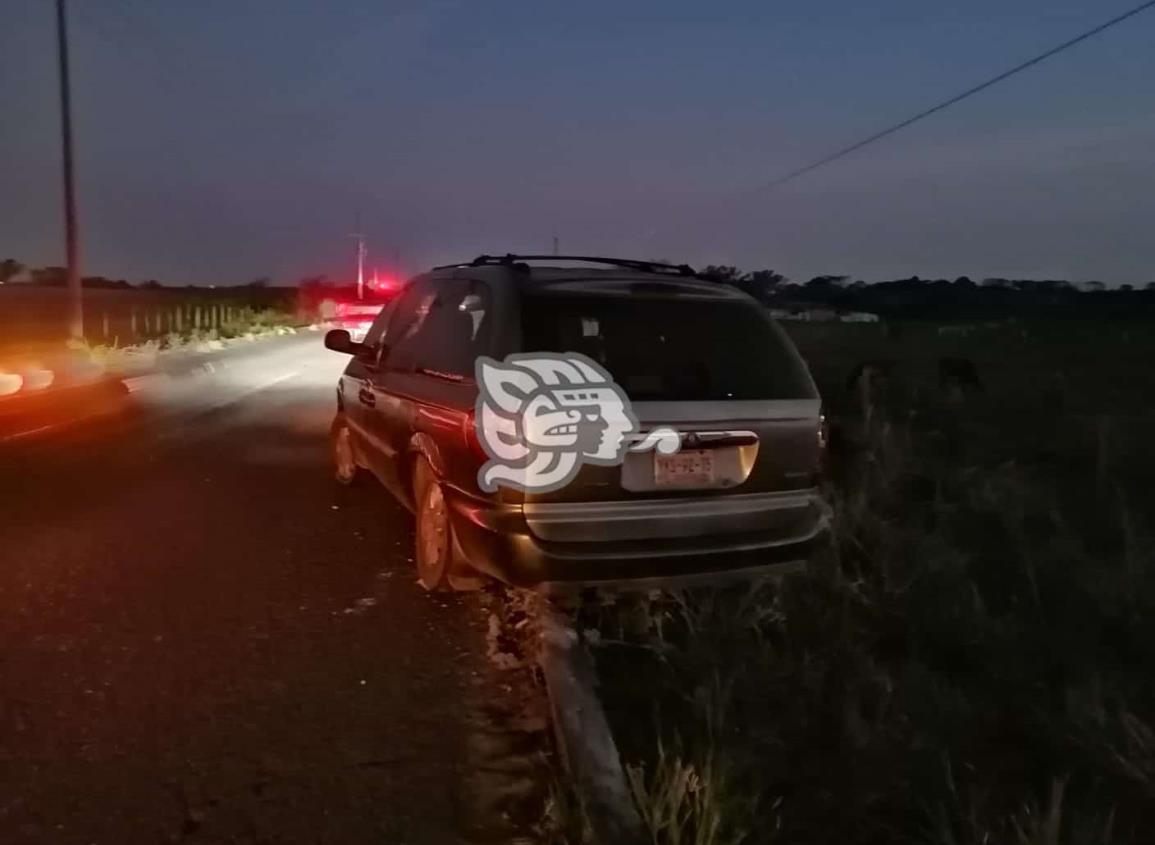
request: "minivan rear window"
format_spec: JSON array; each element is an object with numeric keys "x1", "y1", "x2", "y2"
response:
[{"x1": 520, "y1": 293, "x2": 817, "y2": 401}]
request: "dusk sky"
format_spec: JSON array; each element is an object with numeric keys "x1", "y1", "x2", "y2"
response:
[{"x1": 2, "y1": 0, "x2": 1153, "y2": 286}]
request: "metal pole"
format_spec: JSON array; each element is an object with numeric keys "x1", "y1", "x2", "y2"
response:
[
  {"x1": 355, "y1": 234, "x2": 366, "y2": 301},
  {"x1": 55, "y1": 0, "x2": 83, "y2": 340}
]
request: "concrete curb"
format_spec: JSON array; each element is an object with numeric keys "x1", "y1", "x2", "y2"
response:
[{"x1": 538, "y1": 601, "x2": 646, "y2": 844}]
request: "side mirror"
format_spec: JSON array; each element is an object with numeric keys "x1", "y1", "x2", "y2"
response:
[{"x1": 324, "y1": 329, "x2": 357, "y2": 354}]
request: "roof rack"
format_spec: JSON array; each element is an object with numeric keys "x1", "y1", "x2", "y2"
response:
[{"x1": 434, "y1": 254, "x2": 699, "y2": 277}]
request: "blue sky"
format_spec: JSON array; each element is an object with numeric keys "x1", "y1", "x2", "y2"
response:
[{"x1": 2, "y1": 0, "x2": 1153, "y2": 285}]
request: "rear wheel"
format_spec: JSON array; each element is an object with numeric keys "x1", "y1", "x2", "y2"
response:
[
  {"x1": 331, "y1": 413, "x2": 361, "y2": 486},
  {"x1": 413, "y1": 457, "x2": 452, "y2": 591}
]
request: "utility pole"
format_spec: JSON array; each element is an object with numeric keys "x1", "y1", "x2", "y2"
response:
[
  {"x1": 350, "y1": 232, "x2": 367, "y2": 300},
  {"x1": 55, "y1": 0, "x2": 82, "y2": 340},
  {"x1": 552, "y1": 235, "x2": 559, "y2": 256}
]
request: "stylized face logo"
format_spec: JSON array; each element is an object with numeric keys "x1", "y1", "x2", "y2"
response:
[{"x1": 474, "y1": 353, "x2": 678, "y2": 493}]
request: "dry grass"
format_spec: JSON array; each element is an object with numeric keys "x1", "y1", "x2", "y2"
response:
[
  {"x1": 584, "y1": 320, "x2": 1155, "y2": 845},
  {"x1": 64, "y1": 309, "x2": 306, "y2": 373}
]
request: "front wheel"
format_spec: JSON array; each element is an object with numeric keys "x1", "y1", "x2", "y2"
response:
[{"x1": 413, "y1": 457, "x2": 452, "y2": 591}]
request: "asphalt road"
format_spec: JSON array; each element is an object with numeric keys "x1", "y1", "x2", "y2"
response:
[{"x1": 0, "y1": 334, "x2": 548, "y2": 845}]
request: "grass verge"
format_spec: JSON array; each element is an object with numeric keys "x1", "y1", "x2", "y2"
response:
[
  {"x1": 577, "y1": 323, "x2": 1155, "y2": 844},
  {"x1": 70, "y1": 308, "x2": 310, "y2": 373}
]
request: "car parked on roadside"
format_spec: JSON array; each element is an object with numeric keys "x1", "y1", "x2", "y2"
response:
[{"x1": 325, "y1": 255, "x2": 829, "y2": 592}]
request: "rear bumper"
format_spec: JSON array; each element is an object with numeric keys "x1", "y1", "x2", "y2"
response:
[{"x1": 445, "y1": 488, "x2": 830, "y2": 592}]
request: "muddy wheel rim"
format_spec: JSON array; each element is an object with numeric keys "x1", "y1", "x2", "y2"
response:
[
  {"x1": 334, "y1": 425, "x2": 356, "y2": 482},
  {"x1": 418, "y1": 483, "x2": 448, "y2": 581}
]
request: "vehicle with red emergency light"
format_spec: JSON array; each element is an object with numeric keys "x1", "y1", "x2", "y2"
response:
[{"x1": 324, "y1": 276, "x2": 403, "y2": 341}]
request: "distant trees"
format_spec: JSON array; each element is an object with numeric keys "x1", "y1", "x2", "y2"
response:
[
  {"x1": 5, "y1": 262, "x2": 150, "y2": 288},
  {"x1": 0, "y1": 258, "x2": 23, "y2": 284},
  {"x1": 806, "y1": 275, "x2": 849, "y2": 288},
  {"x1": 685, "y1": 264, "x2": 1155, "y2": 320},
  {"x1": 700, "y1": 265, "x2": 786, "y2": 304},
  {"x1": 30, "y1": 266, "x2": 68, "y2": 286},
  {"x1": 744, "y1": 269, "x2": 786, "y2": 301},
  {"x1": 3, "y1": 253, "x2": 1152, "y2": 320},
  {"x1": 700, "y1": 265, "x2": 743, "y2": 282},
  {"x1": 81, "y1": 276, "x2": 133, "y2": 289}
]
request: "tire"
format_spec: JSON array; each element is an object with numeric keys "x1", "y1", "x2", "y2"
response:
[
  {"x1": 331, "y1": 413, "x2": 362, "y2": 486},
  {"x1": 412, "y1": 456, "x2": 453, "y2": 591}
]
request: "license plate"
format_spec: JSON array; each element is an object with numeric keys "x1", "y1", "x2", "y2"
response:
[{"x1": 654, "y1": 449, "x2": 715, "y2": 487}]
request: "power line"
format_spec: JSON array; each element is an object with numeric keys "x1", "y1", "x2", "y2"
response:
[{"x1": 758, "y1": 0, "x2": 1155, "y2": 192}]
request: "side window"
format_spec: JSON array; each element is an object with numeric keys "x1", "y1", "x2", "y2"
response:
[
  {"x1": 361, "y1": 298, "x2": 397, "y2": 349},
  {"x1": 384, "y1": 279, "x2": 493, "y2": 378},
  {"x1": 382, "y1": 278, "x2": 441, "y2": 373},
  {"x1": 419, "y1": 279, "x2": 492, "y2": 377}
]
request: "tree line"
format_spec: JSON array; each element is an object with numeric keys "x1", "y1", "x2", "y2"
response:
[
  {"x1": 698, "y1": 265, "x2": 1155, "y2": 320},
  {"x1": 0, "y1": 260, "x2": 279, "y2": 290},
  {"x1": 7, "y1": 257, "x2": 1154, "y2": 320}
]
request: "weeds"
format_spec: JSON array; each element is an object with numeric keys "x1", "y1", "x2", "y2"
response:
[
  {"x1": 541, "y1": 775, "x2": 593, "y2": 844},
  {"x1": 62, "y1": 310, "x2": 305, "y2": 373},
  {"x1": 586, "y1": 327, "x2": 1155, "y2": 844},
  {"x1": 626, "y1": 740, "x2": 757, "y2": 845}
]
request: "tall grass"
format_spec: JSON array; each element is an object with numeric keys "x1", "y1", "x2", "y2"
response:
[
  {"x1": 587, "y1": 367, "x2": 1155, "y2": 844},
  {"x1": 63, "y1": 308, "x2": 306, "y2": 372}
]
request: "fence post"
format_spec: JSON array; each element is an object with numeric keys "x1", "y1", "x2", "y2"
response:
[{"x1": 130, "y1": 307, "x2": 137, "y2": 339}]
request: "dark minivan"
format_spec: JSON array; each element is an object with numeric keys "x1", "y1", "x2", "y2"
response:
[{"x1": 325, "y1": 255, "x2": 829, "y2": 592}]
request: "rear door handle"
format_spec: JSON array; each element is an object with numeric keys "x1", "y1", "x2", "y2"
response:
[{"x1": 358, "y1": 387, "x2": 376, "y2": 407}]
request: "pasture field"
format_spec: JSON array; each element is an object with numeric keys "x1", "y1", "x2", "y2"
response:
[{"x1": 574, "y1": 319, "x2": 1155, "y2": 845}]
